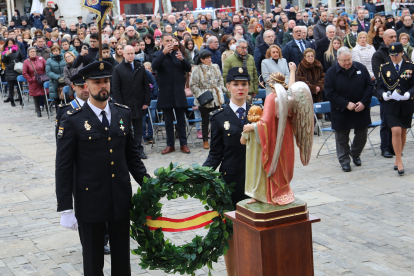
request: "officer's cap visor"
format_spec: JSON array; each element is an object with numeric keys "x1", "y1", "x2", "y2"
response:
[{"x1": 85, "y1": 74, "x2": 112, "y2": 80}]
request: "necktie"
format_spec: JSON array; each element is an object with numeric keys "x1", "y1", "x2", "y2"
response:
[
  {"x1": 101, "y1": 110, "x2": 109, "y2": 130},
  {"x1": 237, "y1": 107, "x2": 245, "y2": 125},
  {"x1": 299, "y1": 40, "x2": 305, "y2": 52},
  {"x1": 131, "y1": 62, "x2": 134, "y2": 73},
  {"x1": 395, "y1": 64, "x2": 400, "y2": 73},
  {"x1": 354, "y1": 33, "x2": 357, "y2": 39},
  {"x1": 361, "y1": 21, "x2": 365, "y2": 30}
]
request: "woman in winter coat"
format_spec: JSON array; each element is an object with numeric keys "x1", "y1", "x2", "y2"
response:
[
  {"x1": 63, "y1": 51, "x2": 82, "y2": 98},
  {"x1": 189, "y1": 50, "x2": 226, "y2": 149},
  {"x1": 46, "y1": 44, "x2": 67, "y2": 112},
  {"x1": 2, "y1": 38, "x2": 24, "y2": 106},
  {"x1": 23, "y1": 47, "x2": 47, "y2": 117},
  {"x1": 297, "y1": 48, "x2": 325, "y2": 105},
  {"x1": 323, "y1": 36, "x2": 343, "y2": 72},
  {"x1": 142, "y1": 33, "x2": 155, "y2": 61}
]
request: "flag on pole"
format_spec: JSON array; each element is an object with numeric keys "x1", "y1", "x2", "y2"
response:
[{"x1": 81, "y1": 0, "x2": 113, "y2": 26}]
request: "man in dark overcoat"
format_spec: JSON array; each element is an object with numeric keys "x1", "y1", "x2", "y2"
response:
[
  {"x1": 152, "y1": 33, "x2": 192, "y2": 154},
  {"x1": 55, "y1": 61, "x2": 149, "y2": 276},
  {"x1": 325, "y1": 47, "x2": 373, "y2": 172},
  {"x1": 112, "y1": 45, "x2": 150, "y2": 159}
]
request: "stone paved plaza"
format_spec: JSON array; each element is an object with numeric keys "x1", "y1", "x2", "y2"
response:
[{"x1": 1, "y1": 98, "x2": 414, "y2": 276}]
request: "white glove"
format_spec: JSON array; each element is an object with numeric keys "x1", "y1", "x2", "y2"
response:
[
  {"x1": 60, "y1": 210, "x2": 78, "y2": 231},
  {"x1": 383, "y1": 92, "x2": 392, "y2": 101},
  {"x1": 402, "y1": 92, "x2": 410, "y2": 101}
]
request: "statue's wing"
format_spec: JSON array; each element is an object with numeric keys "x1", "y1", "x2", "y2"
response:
[
  {"x1": 268, "y1": 83, "x2": 289, "y2": 177},
  {"x1": 289, "y1": 81, "x2": 314, "y2": 166}
]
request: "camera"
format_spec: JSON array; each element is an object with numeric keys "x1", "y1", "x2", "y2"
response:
[{"x1": 173, "y1": 45, "x2": 179, "y2": 51}]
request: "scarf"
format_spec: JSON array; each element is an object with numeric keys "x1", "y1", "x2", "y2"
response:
[
  {"x1": 339, "y1": 25, "x2": 346, "y2": 30},
  {"x1": 403, "y1": 43, "x2": 409, "y2": 53},
  {"x1": 235, "y1": 51, "x2": 247, "y2": 67},
  {"x1": 319, "y1": 19, "x2": 329, "y2": 26},
  {"x1": 2, "y1": 45, "x2": 18, "y2": 55}
]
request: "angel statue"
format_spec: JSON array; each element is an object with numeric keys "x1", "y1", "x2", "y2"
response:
[{"x1": 240, "y1": 65, "x2": 314, "y2": 206}]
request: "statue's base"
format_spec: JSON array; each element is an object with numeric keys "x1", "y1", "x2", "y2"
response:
[
  {"x1": 225, "y1": 198, "x2": 320, "y2": 276},
  {"x1": 236, "y1": 198, "x2": 308, "y2": 227}
]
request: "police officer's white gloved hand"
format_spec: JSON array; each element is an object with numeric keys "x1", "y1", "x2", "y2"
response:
[
  {"x1": 60, "y1": 210, "x2": 78, "y2": 231},
  {"x1": 402, "y1": 92, "x2": 410, "y2": 101},
  {"x1": 383, "y1": 92, "x2": 392, "y2": 101}
]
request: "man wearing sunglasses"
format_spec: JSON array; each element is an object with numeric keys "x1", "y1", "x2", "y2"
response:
[{"x1": 297, "y1": 12, "x2": 313, "y2": 27}]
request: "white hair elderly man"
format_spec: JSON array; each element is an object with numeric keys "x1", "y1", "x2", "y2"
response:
[
  {"x1": 254, "y1": 29, "x2": 276, "y2": 79},
  {"x1": 316, "y1": 24, "x2": 336, "y2": 70},
  {"x1": 223, "y1": 39, "x2": 258, "y2": 99},
  {"x1": 205, "y1": 36, "x2": 222, "y2": 70},
  {"x1": 324, "y1": 47, "x2": 374, "y2": 172}
]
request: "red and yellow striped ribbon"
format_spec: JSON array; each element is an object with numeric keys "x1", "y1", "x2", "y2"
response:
[{"x1": 145, "y1": 211, "x2": 219, "y2": 232}]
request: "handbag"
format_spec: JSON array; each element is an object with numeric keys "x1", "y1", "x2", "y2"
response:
[
  {"x1": 28, "y1": 59, "x2": 49, "y2": 85},
  {"x1": 14, "y1": 61, "x2": 23, "y2": 74},
  {"x1": 57, "y1": 86, "x2": 65, "y2": 100},
  {"x1": 197, "y1": 90, "x2": 214, "y2": 106}
]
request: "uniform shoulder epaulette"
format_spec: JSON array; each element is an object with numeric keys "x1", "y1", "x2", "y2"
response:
[
  {"x1": 114, "y1": 102, "x2": 130, "y2": 109},
  {"x1": 59, "y1": 103, "x2": 71, "y2": 108},
  {"x1": 66, "y1": 108, "x2": 82, "y2": 116},
  {"x1": 210, "y1": 108, "x2": 224, "y2": 116}
]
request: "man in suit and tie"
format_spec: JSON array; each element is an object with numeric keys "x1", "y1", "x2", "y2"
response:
[
  {"x1": 297, "y1": 12, "x2": 312, "y2": 27},
  {"x1": 283, "y1": 26, "x2": 313, "y2": 66},
  {"x1": 316, "y1": 25, "x2": 336, "y2": 72},
  {"x1": 356, "y1": 8, "x2": 370, "y2": 33},
  {"x1": 55, "y1": 61, "x2": 149, "y2": 276}
]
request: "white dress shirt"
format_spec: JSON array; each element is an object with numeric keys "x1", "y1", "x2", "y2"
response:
[
  {"x1": 294, "y1": 39, "x2": 305, "y2": 52},
  {"x1": 229, "y1": 100, "x2": 247, "y2": 116},
  {"x1": 393, "y1": 60, "x2": 403, "y2": 72},
  {"x1": 76, "y1": 97, "x2": 85, "y2": 107},
  {"x1": 87, "y1": 99, "x2": 111, "y2": 125}
]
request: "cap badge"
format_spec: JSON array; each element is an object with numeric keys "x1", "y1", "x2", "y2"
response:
[
  {"x1": 238, "y1": 67, "x2": 243, "y2": 73},
  {"x1": 99, "y1": 63, "x2": 104, "y2": 70},
  {"x1": 391, "y1": 45, "x2": 395, "y2": 50}
]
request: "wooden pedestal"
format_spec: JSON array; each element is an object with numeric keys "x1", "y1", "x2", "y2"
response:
[{"x1": 224, "y1": 211, "x2": 320, "y2": 276}]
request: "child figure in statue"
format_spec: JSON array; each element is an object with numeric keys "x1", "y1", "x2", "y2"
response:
[{"x1": 241, "y1": 62, "x2": 314, "y2": 206}]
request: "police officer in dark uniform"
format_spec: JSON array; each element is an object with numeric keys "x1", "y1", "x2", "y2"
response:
[
  {"x1": 203, "y1": 66, "x2": 251, "y2": 276},
  {"x1": 55, "y1": 61, "x2": 149, "y2": 276},
  {"x1": 378, "y1": 42, "x2": 414, "y2": 175},
  {"x1": 75, "y1": 16, "x2": 83, "y2": 29},
  {"x1": 203, "y1": 66, "x2": 251, "y2": 208}
]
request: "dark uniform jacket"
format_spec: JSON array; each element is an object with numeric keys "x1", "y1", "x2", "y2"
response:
[
  {"x1": 55, "y1": 102, "x2": 148, "y2": 223},
  {"x1": 343, "y1": 33, "x2": 357, "y2": 50},
  {"x1": 203, "y1": 104, "x2": 251, "y2": 207},
  {"x1": 55, "y1": 99, "x2": 83, "y2": 139},
  {"x1": 372, "y1": 42, "x2": 392, "y2": 81},
  {"x1": 324, "y1": 62, "x2": 374, "y2": 130},
  {"x1": 377, "y1": 60, "x2": 414, "y2": 116}
]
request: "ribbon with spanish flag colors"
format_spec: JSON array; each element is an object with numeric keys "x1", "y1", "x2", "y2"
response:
[{"x1": 145, "y1": 211, "x2": 219, "y2": 232}]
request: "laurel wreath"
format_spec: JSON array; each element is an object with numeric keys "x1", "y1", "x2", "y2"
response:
[{"x1": 130, "y1": 163, "x2": 235, "y2": 276}]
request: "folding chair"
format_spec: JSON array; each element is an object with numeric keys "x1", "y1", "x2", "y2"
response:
[
  {"x1": 366, "y1": 96, "x2": 381, "y2": 155},
  {"x1": 314, "y1": 102, "x2": 334, "y2": 161},
  {"x1": 253, "y1": 89, "x2": 267, "y2": 105},
  {"x1": 186, "y1": 97, "x2": 202, "y2": 148},
  {"x1": 17, "y1": 75, "x2": 30, "y2": 110},
  {"x1": 43, "y1": 81, "x2": 54, "y2": 120},
  {"x1": 148, "y1": 100, "x2": 177, "y2": 152},
  {"x1": 62, "y1": 86, "x2": 70, "y2": 104}
]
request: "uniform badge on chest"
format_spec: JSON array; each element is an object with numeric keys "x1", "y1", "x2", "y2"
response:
[
  {"x1": 387, "y1": 71, "x2": 391, "y2": 78},
  {"x1": 224, "y1": 121, "x2": 230, "y2": 130},
  {"x1": 119, "y1": 119, "x2": 125, "y2": 131},
  {"x1": 84, "y1": 121, "x2": 91, "y2": 131}
]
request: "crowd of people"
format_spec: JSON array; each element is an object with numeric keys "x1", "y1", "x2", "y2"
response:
[{"x1": 0, "y1": 1, "x2": 413, "y2": 171}]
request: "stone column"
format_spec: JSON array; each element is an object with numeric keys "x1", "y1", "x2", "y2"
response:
[
  {"x1": 162, "y1": 0, "x2": 171, "y2": 14},
  {"x1": 298, "y1": 0, "x2": 305, "y2": 11},
  {"x1": 328, "y1": 0, "x2": 336, "y2": 14},
  {"x1": 6, "y1": 0, "x2": 11, "y2": 23},
  {"x1": 345, "y1": 0, "x2": 351, "y2": 15},
  {"x1": 280, "y1": 0, "x2": 287, "y2": 9},
  {"x1": 384, "y1": 0, "x2": 392, "y2": 12}
]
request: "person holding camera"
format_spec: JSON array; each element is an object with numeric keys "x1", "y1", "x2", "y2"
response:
[
  {"x1": 72, "y1": 33, "x2": 100, "y2": 68},
  {"x1": 190, "y1": 50, "x2": 226, "y2": 149},
  {"x1": 2, "y1": 38, "x2": 24, "y2": 107},
  {"x1": 46, "y1": 44, "x2": 67, "y2": 112}
]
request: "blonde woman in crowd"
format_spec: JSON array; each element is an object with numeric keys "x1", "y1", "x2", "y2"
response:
[{"x1": 351, "y1": 31, "x2": 376, "y2": 81}]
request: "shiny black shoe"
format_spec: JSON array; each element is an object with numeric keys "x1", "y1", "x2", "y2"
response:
[
  {"x1": 352, "y1": 157, "x2": 362, "y2": 166},
  {"x1": 341, "y1": 164, "x2": 351, "y2": 172},
  {"x1": 394, "y1": 166, "x2": 398, "y2": 171},
  {"x1": 3, "y1": 98, "x2": 10, "y2": 103},
  {"x1": 37, "y1": 111, "x2": 42, "y2": 117},
  {"x1": 11, "y1": 102, "x2": 16, "y2": 107},
  {"x1": 381, "y1": 150, "x2": 393, "y2": 158},
  {"x1": 139, "y1": 153, "x2": 148, "y2": 159},
  {"x1": 398, "y1": 169, "x2": 405, "y2": 175},
  {"x1": 104, "y1": 245, "x2": 111, "y2": 255}
]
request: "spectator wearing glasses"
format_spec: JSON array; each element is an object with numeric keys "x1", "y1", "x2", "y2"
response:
[
  {"x1": 205, "y1": 36, "x2": 222, "y2": 70},
  {"x1": 367, "y1": 16, "x2": 383, "y2": 46},
  {"x1": 254, "y1": 29, "x2": 276, "y2": 81},
  {"x1": 63, "y1": 51, "x2": 82, "y2": 98},
  {"x1": 72, "y1": 33, "x2": 100, "y2": 68},
  {"x1": 109, "y1": 37, "x2": 118, "y2": 55},
  {"x1": 60, "y1": 38, "x2": 78, "y2": 57},
  {"x1": 282, "y1": 26, "x2": 312, "y2": 66},
  {"x1": 297, "y1": 12, "x2": 313, "y2": 27},
  {"x1": 121, "y1": 26, "x2": 141, "y2": 45}
]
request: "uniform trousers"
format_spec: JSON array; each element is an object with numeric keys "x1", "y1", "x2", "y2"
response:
[
  {"x1": 379, "y1": 102, "x2": 393, "y2": 152},
  {"x1": 78, "y1": 217, "x2": 131, "y2": 276},
  {"x1": 163, "y1": 107, "x2": 187, "y2": 147},
  {"x1": 132, "y1": 117, "x2": 144, "y2": 155},
  {"x1": 334, "y1": 127, "x2": 368, "y2": 165}
]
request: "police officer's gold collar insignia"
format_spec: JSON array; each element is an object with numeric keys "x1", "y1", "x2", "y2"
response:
[
  {"x1": 99, "y1": 63, "x2": 104, "y2": 70},
  {"x1": 238, "y1": 67, "x2": 243, "y2": 73},
  {"x1": 67, "y1": 110, "x2": 72, "y2": 115},
  {"x1": 57, "y1": 127, "x2": 64, "y2": 138},
  {"x1": 387, "y1": 71, "x2": 391, "y2": 77},
  {"x1": 84, "y1": 121, "x2": 91, "y2": 131},
  {"x1": 224, "y1": 121, "x2": 230, "y2": 130}
]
